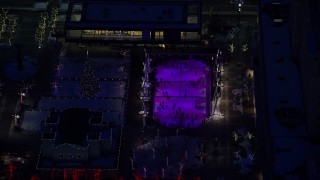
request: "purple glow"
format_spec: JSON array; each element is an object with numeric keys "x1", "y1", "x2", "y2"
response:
[{"x1": 153, "y1": 59, "x2": 211, "y2": 128}]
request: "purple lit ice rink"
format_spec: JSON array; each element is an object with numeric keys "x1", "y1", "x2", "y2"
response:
[{"x1": 153, "y1": 59, "x2": 211, "y2": 128}]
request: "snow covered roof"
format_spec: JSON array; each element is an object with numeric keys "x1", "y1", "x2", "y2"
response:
[{"x1": 66, "y1": 0, "x2": 201, "y2": 30}]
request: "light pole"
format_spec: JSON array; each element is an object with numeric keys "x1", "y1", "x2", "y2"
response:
[
  {"x1": 238, "y1": 3, "x2": 242, "y2": 25},
  {"x1": 18, "y1": 92, "x2": 26, "y2": 103},
  {"x1": 12, "y1": 114, "x2": 20, "y2": 126}
]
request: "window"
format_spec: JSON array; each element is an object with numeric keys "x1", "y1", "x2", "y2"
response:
[
  {"x1": 70, "y1": 14, "x2": 81, "y2": 22},
  {"x1": 70, "y1": 3, "x2": 82, "y2": 22},
  {"x1": 155, "y1": 31, "x2": 163, "y2": 40},
  {"x1": 263, "y1": 3, "x2": 290, "y2": 26},
  {"x1": 187, "y1": 15, "x2": 198, "y2": 24},
  {"x1": 72, "y1": 3, "x2": 82, "y2": 12},
  {"x1": 133, "y1": 31, "x2": 141, "y2": 36},
  {"x1": 181, "y1": 32, "x2": 198, "y2": 40},
  {"x1": 67, "y1": 30, "x2": 81, "y2": 38},
  {"x1": 188, "y1": 5, "x2": 198, "y2": 13},
  {"x1": 82, "y1": 30, "x2": 94, "y2": 38},
  {"x1": 95, "y1": 30, "x2": 106, "y2": 35},
  {"x1": 82, "y1": 30, "x2": 93, "y2": 34}
]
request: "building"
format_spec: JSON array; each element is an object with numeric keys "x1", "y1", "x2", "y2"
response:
[
  {"x1": 39, "y1": 108, "x2": 117, "y2": 169},
  {"x1": 65, "y1": 0, "x2": 202, "y2": 44},
  {"x1": 256, "y1": 0, "x2": 320, "y2": 179}
]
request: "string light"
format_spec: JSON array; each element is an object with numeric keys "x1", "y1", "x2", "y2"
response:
[
  {"x1": 35, "y1": 12, "x2": 48, "y2": 48},
  {"x1": 48, "y1": 7, "x2": 58, "y2": 32},
  {"x1": 7, "y1": 15, "x2": 18, "y2": 45},
  {"x1": 0, "y1": 8, "x2": 9, "y2": 33}
]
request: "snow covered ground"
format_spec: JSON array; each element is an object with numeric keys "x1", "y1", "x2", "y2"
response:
[{"x1": 3, "y1": 57, "x2": 38, "y2": 80}]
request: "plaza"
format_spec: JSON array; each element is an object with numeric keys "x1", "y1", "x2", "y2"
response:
[{"x1": 0, "y1": 0, "x2": 282, "y2": 179}]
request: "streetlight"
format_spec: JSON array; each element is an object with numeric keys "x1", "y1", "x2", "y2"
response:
[
  {"x1": 18, "y1": 92, "x2": 26, "y2": 103},
  {"x1": 12, "y1": 114, "x2": 20, "y2": 126},
  {"x1": 238, "y1": 3, "x2": 242, "y2": 25}
]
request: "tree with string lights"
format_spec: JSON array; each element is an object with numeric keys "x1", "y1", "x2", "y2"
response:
[
  {"x1": 48, "y1": 7, "x2": 58, "y2": 33},
  {"x1": 79, "y1": 59, "x2": 100, "y2": 98},
  {"x1": 0, "y1": 8, "x2": 9, "y2": 34},
  {"x1": 7, "y1": 15, "x2": 17, "y2": 45},
  {"x1": 35, "y1": 12, "x2": 48, "y2": 48}
]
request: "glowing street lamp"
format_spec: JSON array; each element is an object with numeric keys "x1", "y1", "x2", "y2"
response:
[
  {"x1": 238, "y1": 3, "x2": 242, "y2": 25},
  {"x1": 18, "y1": 92, "x2": 26, "y2": 103},
  {"x1": 12, "y1": 114, "x2": 20, "y2": 126},
  {"x1": 20, "y1": 81, "x2": 35, "y2": 95}
]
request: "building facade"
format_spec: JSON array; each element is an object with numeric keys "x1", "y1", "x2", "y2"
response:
[
  {"x1": 39, "y1": 109, "x2": 114, "y2": 168},
  {"x1": 65, "y1": 0, "x2": 202, "y2": 44}
]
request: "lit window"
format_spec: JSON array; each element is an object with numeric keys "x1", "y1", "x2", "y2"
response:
[
  {"x1": 187, "y1": 15, "x2": 198, "y2": 24},
  {"x1": 188, "y1": 5, "x2": 198, "y2": 13},
  {"x1": 70, "y1": 14, "x2": 81, "y2": 22},
  {"x1": 70, "y1": 3, "x2": 82, "y2": 22}
]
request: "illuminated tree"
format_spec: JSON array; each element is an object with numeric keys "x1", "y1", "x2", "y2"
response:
[
  {"x1": 19, "y1": 80, "x2": 36, "y2": 95},
  {"x1": 79, "y1": 59, "x2": 100, "y2": 98},
  {"x1": 0, "y1": 8, "x2": 9, "y2": 32},
  {"x1": 35, "y1": 12, "x2": 48, "y2": 48},
  {"x1": 241, "y1": 43, "x2": 248, "y2": 52},
  {"x1": 7, "y1": 15, "x2": 17, "y2": 45},
  {"x1": 48, "y1": 7, "x2": 58, "y2": 32},
  {"x1": 228, "y1": 43, "x2": 235, "y2": 53}
]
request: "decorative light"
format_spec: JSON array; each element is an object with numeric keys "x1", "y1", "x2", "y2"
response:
[
  {"x1": 12, "y1": 114, "x2": 20, "y2": 126},
  {"x1": 0, "y1": 8, "x2": 9, "y2": 32},
  {"x1": 35, "y1": 12, "x2": 48, "y2": 48},
  {"x1": 232, "y1": 131, "x2": 239, "y2": 141},
  {"x1": 228, "y1": 43, "x2": 235, "y2": 53},
  {"x1": 241, "y1": 43, "x2": 248, "y2": 52},
  {"x1": 18, "y1": 92, "x2": 26, "y2": 103},
  {"x1": 7, "y1": 15, "x2": 18, "y2": 45}
]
